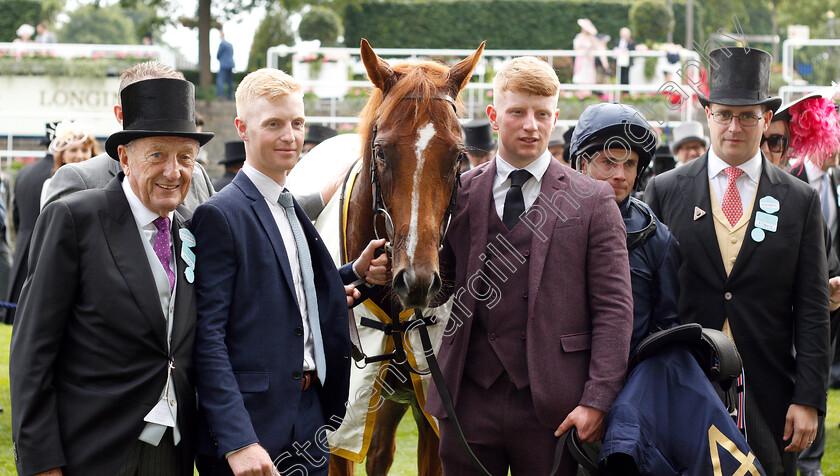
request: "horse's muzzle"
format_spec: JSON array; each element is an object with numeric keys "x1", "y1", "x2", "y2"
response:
[{"x1": 392, "y1": 268, "x2": 442, "y2": 309}]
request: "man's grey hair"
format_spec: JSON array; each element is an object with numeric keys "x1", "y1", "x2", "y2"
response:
[{"x1": 118, "y1": 61, "x2": 183, "y2": 103}]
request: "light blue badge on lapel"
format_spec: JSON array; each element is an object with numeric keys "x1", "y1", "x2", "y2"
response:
[
  {"x1": 754, "y1": 212, "x2": 778, "y2": 233},
  {"x1": 179, "y1": 228, "x2": 196, "y2": 283},
  {"x1": 759, "y1": 196, "x2": 780, "y2": 214},
  {"x1": 751, "y1": 228, "x2": 765, "y2": 242}
]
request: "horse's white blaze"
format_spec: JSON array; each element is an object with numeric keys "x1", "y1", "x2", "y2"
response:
[{"x1": 407, "y1": 122, "x2": 436, "y2": 266}]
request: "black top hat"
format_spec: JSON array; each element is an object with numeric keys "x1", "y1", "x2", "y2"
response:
[
  {"x1": 304, "y1": 124, "x2": 338, "y2": 145},
  {"x1": 697, "y1": 48, "x2": 781, "y2": 113},
  {"x1": 219, "y1": 141, "x2": 246, "y2": 165},
  {"x1": 105, "y1": 78, "x2": 214, "y2": 160},
  {"x1": 463, "y1": 119, "x2": 496, "y2": 152},
  {"x1": 40, "y1": 121, "x2": 59, "y2": 147}
]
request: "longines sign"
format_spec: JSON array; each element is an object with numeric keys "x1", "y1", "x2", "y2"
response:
[{"x1": 0, "y1": 76, "x2": 121, "y2": 137}]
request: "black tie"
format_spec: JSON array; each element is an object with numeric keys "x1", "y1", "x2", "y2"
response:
[{"x1": 503, "y1": 169, "x2": 532, "y2": 229}]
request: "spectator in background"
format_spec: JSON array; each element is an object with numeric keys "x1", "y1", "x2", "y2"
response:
[
  {"x1": 216, "y1": 29, "x2": 235, "y2": 100},
  {"x1": 461, "y1": 118, "x2": 496, "y2": 171},
  {"x1": 35, "y1": 23, "x2": 57, "y2": 44},
  {"x1": 14, "y1": 24, "x2": 34, "y2": 43},
  {"x1": 614, "y1": 27, "x2": 636, "y2": 89},
  {"x1": 142, "y1": 32, "x2": 154, "y2": 45},
  {"x1": 671, "y1": 121, "x2": 708, "y2": 166},
  {"x1": 301, "y1": 124, "x2": 338, "y2": 157},
  {"x1": 40, "y1": 121, "x2": 100, "y2": 210},
  {"x1": 548, "y1": 125, "x2": 568, "y2": 165},
  {"x1": 5, "y1": 122, "x2": 56, "y2": 324},
  {"x1": 573, "y1": 19, "x2": 598, "y2": 98},
  {"x1": 0, "y1": 170, "x2": 11, "y2": 320},
  {"x1": 213, "y1": 141, "x2": 245, "y2": 191}
]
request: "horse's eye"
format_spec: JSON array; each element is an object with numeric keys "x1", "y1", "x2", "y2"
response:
[{"x1": 375, "y1": 147, "x2": 387, "y2": 163}]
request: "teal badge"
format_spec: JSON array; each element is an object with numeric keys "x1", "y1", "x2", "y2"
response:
[
  {"x1": 754, "y1": 212, "x2": 778, "y2": 233},
  {"x1": 751, "y1": 228, "x2": 765, "y2": 242},
  {"x1": 759, "y1": 196, "x2": 780, "y2": 214}
]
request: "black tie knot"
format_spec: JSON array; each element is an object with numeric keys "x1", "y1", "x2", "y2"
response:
[{"x1": 508, "y1": 169, "x2": 532, "y2": 188}]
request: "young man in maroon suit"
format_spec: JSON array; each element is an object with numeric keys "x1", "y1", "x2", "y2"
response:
[{"x1": 426, "y1": 56, "x2": 634, "y2": 475}]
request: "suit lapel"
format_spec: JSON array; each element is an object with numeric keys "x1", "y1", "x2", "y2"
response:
[
  {"x1": 527, "y1": 160, "x2": 562, "y2": 315},
  {"x1": 677, "y1": 155, "x2": 727, "y2": 282},
  {"x1": 464, "y1": 161, "x2": 496, "y2": 313},
  {"x1": 234, "y1": 173, "x2": 299, "y2": 303},
  {"x1": 728, "y1": 157, "x2": 790, "y2": 280},
  {"x1": 170, "y1": 210, "x2": 195, "y2": 346},
  {"x1": 100, "y1": 178, "x2": 167, "y2": 349}
]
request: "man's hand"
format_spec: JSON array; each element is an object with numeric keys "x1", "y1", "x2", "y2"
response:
[
  {"x1": 35, "y1": 470, "x2": 63, "y2": 476},
  {"x1": 227, "y1": 444, "x2": 279, "y2": 476},
  {"x1": 554, "y1": 405, "x2": 606, "y2": 443},
  {"x1": 346, "y1": 284, "x2": 361, "y2": 306},
  {"x1": 353, "y1": 238, "x2": 390, "y2": 285},
  {"x1": 783, "y1": 403, "x2": 818, "y2": 452},
  {"x1": 829, "y1": 276, "x2": 840, "y2": 311}
]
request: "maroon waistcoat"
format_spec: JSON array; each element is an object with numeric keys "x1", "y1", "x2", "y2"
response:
[{"x1": 463, "y1": 198, "x2": 531, "y2": 389}]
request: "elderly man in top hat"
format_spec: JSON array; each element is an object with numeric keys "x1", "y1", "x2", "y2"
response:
[
  {"x1": 461, "y1": 118, "x2": 496, "y2": 171},
  {"x1": 547, "y1": 125, "x2": 569, "y2": 166},
  {"x1": 671, "y1": 121, "x2": 708, "y2": 165},
  {"x1": 645, "y1": 47, "x2": 830, "y2": 475},
  {"x1": 10, "y1": 77, "x2": 212, "y2": 476},
  {"x1": 214, "y1": 141, "x2": 246, "y2": 191}
]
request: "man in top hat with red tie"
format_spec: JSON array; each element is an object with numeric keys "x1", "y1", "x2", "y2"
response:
[
  {"x1": 10, "y1": 77, "x2": 214, "y2": 476},
  {"x1": 645, "y1": 47, "x2": 830, "y2": 475}
]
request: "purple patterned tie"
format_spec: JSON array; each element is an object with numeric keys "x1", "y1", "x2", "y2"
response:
[{"x1": 152, "y1": 216, "x2": 175, "y2": 293}]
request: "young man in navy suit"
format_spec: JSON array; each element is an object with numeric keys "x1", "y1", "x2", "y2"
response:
[{"x1": 191, "y1": 68, "x2": 387, "y2": 476}]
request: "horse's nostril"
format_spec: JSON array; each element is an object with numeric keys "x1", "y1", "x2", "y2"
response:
[
  {"x1": 392, "y1": 269, "x2": 412, "y2": 299},
  {"x1": 429, "y1": 272, "x2": 442, "y2": 297}
]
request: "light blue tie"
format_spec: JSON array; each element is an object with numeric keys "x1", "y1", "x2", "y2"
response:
[
  {"x1": 822, "y1": 173, "x2": 832, "y2": 225},
  {"x1": 279, "y1": 191, "x2": 327, "y2": 385}
]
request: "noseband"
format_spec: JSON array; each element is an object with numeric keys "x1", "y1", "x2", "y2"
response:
[{"x1": 369, "y1": 93, "x2": 464, "y2": 256}]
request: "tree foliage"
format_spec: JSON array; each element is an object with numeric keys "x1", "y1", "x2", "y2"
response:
[
  {"x1": 299, "y1": 6, "x2": 342, "y2": 47},
  {"x1": 0, "y1": 0, "x2": 41, "y2": 42},
  {"x1": 247, "y1": 8, "x2": 294, "y2": 73},
  {"x1": 59, "y1": 4, "x2": 137, "y2": 44},
  {"x1": 630, "y1": 0, "x2": 674, "y2": 44}
]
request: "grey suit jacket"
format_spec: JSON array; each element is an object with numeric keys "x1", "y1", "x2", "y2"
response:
[{"x1": 43, "y1": 152, "x2": 215, "y2": 213}]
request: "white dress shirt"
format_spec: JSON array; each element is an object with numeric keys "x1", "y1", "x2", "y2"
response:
[
  {"x1": 122, "y1": 178, "x2": 180, "y2": 446},
  {"x1": 493, "y1": 151, "x2": 552, "y2": 221},
  {"x1": 242, "y1": 164, "x2": 317, "y2": 372},
  {"x1": 707, "y1": 148, "x2": 762, "y2": 212},
  {"x1": 804, "y1": 158, "x2": 836, "y2": 230}
]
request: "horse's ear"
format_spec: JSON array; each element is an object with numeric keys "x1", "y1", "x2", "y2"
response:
[
  {"x1": 361, "y1": 38, "x2": 397, "y2": 94},
  {"x1": 447, "y1": 41, "x2": 486, "y2": 96}
]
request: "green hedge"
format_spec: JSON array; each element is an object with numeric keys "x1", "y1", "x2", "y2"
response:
[
  {"x1": 343, "y1": 0, "x2": 702, "y2": 50},
  {"x1": 0, "y1": 0, "x2": 42, "y2": 42}
]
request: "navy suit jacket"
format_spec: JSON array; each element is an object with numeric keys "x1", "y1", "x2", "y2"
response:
[{"x1": 191, "y1": 171, "x2": 357, "y2": 459}]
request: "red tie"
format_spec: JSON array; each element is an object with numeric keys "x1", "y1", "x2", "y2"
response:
[{"x1": 721, "y1": 167, "x2": 744, "y2": 227}]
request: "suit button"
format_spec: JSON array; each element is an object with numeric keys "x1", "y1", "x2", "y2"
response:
[
  {"x1": 520, "y1": 332, "x2": 526, "y2": 341},
  {"x1": 523, "y1": 250, "x2": 530, "y2": 257},
  {"x1": 724, "y1": 292, "x2": 732, "y2": 300},
  {"x1": 489, "y1": 333, "x2": 497, "y2": 341},
  {"x1": 170, "y1": 399, "x2": 176, "y2": 406},
  {"x1": 730, "y1": 237, "x2": 738, "y2": 244},
  {"x1": 295, "y1": 327, "x2": 304, "y2": 336},
  {"x1": 522, "y1": 291, "x2": 528, "y2": 299},
  {"x1": 293, "y1": 371, "x2": 302, "y2": 379}
]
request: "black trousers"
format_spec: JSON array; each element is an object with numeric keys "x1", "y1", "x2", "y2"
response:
[{"x1": 116, "y1": 428, "x2": 181, "y2": 476}]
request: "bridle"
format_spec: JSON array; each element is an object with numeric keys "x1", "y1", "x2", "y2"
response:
[{"x1": 368, "y1": 92, "x2": 464, "y2": 257}]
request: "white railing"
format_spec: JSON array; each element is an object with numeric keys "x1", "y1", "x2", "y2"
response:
[
  {"x1": 781, "y1": 38, "x2": 840, "y2": 84},
  {"x1": 0, "y1": 42, "x2": 187, "y2": 69},
  {"x1": 268, "y1": 45, "x2": 702, "y2": 125}
]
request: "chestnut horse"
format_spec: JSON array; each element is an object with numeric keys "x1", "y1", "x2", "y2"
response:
[{"x1": 328, "y1": 40, "x2": 484, "y2": 476}]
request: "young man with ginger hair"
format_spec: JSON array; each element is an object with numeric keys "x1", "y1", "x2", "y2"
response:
[{"x1": 426, "y1": 56, "x2": 634, "y2": 475}]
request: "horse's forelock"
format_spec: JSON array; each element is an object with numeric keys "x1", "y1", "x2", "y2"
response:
[{"x1": 358, "y1": 60, "x2": 465, "y2": 152}]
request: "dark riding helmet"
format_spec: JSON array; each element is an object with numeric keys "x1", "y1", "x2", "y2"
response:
[{"x1": 569, "y1": 103, "x2": 658, "y2": 191}]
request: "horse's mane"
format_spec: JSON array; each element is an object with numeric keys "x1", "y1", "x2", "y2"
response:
[{"x1": 358, "y1": 60, "x2": 465, "y2": 151}]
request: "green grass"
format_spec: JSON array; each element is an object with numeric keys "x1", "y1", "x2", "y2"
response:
[{"x1": 2, "y1": 321, "x2": 840, "y2": 476}]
